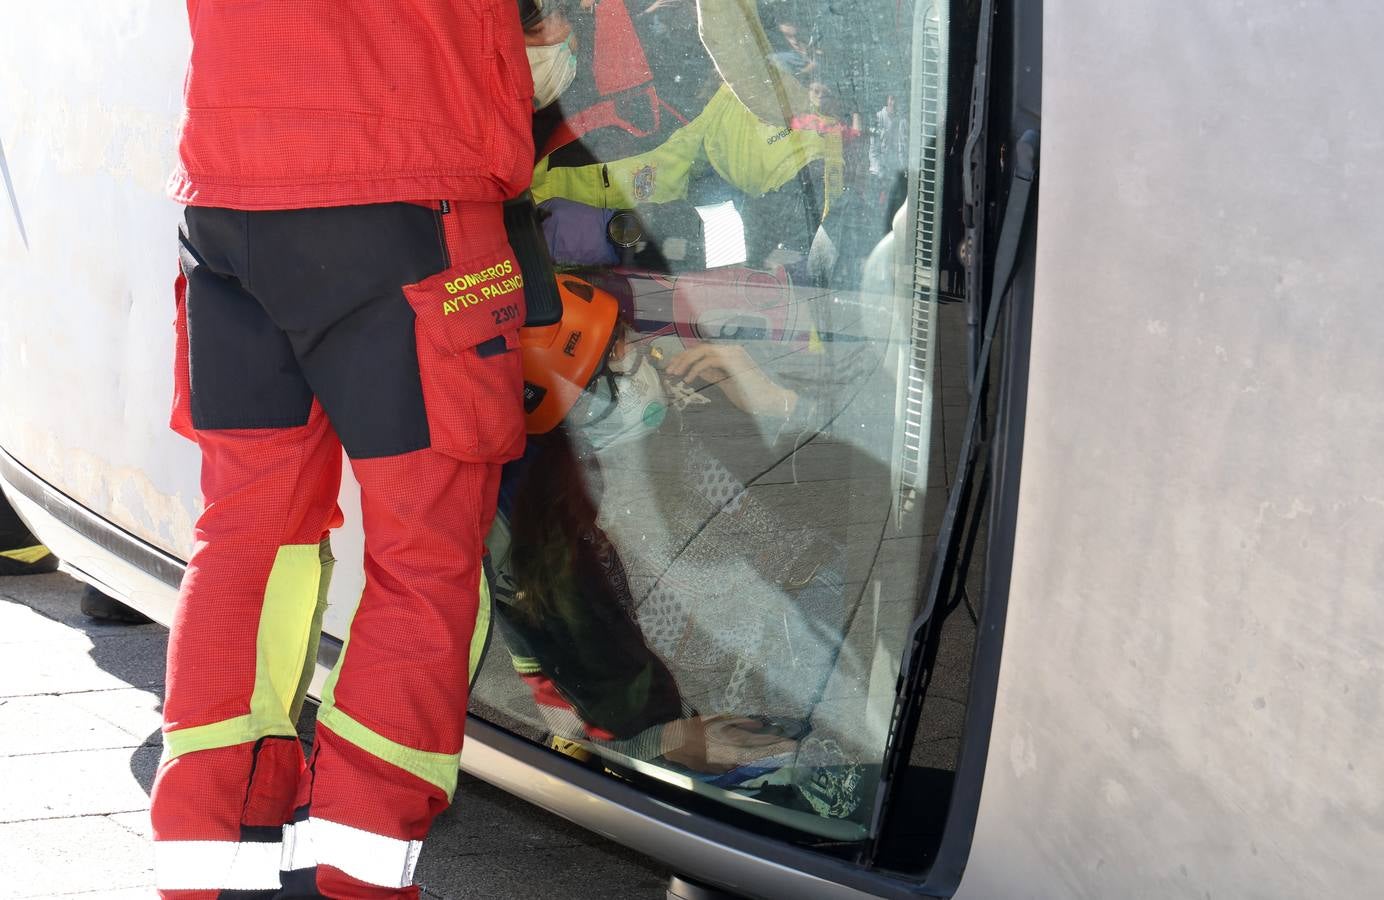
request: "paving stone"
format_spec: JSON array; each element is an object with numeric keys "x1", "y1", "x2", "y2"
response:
[
  {"x1": 419, "y1": 843, "x2": 666, "y2": 900},
  {"x1": 0, "y1": 816, "x2": 155, "y2": 899},
  {"x1": 107, "y1": 810, "x2": 154, "y2": 843},
  {"x1": 0, "y1": 747, "x2": 158, "y2": 823},
  {"x1": 426, "y1": 777, "x2": 608, "y2": 858},
  {"x1": 0, "y1": 635, "x2": 166, "y2": 699},
  {"x1": 0, "y1": 694, "x2": 147, "y2": 757},
  {"x1": 0, "y1": 545, "x2": 672, "y2": 898},
  {"x1": 0, "y1": 599, "x2": 92, "y2": 647},
  {"x1": 0, "y1": 640, "x2": 128, "y2": 698},
  {"x1": 65, "y1": 687, "x2": 164, "y2": 747},
  {"x1": 0, "y1": 572, "x2": 163, "y2": 638},
  {"x1": 83, "y1": 634, "x2": 169, "y2": 693}
]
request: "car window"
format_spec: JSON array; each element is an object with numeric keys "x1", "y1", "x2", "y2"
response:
[{"x1": 468, "y1": 0, "x2": 955, "y2": 845}]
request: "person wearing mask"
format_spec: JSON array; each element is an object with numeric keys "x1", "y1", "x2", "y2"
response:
[
  {"x1": 488, "y1": 278, "x2": 803, "y2": 779},
  {"x1": 150, "y1": 3, "x2": 534, "y2": 898},
  {"x1": 487, "y1": 270, "x2": 875, "y2": 823}
]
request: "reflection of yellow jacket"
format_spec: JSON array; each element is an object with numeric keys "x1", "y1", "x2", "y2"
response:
[{"x1": 531, "y1": 85, "x2": 843, "y2": 213}]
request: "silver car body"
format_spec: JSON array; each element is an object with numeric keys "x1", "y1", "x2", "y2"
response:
[{"x1": 2, "y1": 2, "x2": 1381, "y2": 898}]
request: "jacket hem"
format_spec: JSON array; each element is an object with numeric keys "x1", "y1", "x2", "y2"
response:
[{"x1": 169, "y1": 172, "x2": 515, "y2": 211}]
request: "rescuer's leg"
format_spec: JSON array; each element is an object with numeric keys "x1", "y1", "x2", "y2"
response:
[
  {"x1": 152, "y1": 213, "x2": 345, "y2": 899},
  {"x1": 151, "y1": 405, "x2": 344, "y2": 900},
  {"x1": 280, "y1": 456, "x2": 502, "y2": 900},
  {"x1": 234, "y1": 199, "x2": 521, "y2": 898}
]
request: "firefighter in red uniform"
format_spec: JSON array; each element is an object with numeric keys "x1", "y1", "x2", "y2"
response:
[{"x1": 150, "y1": 2, "x2": 534, "y2": 898}]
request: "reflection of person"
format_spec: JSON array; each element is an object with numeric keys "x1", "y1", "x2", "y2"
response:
[
  {"x1": 664, "y1": 342, "x2": 802, "y2": 420},
  {"x1": 507, "y1": 0, "x2": 895, "y2": 828},
  {"x1": 486, "y1": 278, "x2": 801, "y2": 775},
  {"x1": 792, "y1": 82, "x2": 864, "y2": 141},
  {"x1": 521, "y1": 0, "x2": 845, "y2": 269},
  {"x1": 870, "y1": 93, "x2": 908, "y2": 203},
  {"x1": 509, "y1": 271, "x2": 877, "y2": 827},
  {"x1": 149, "y1": 4, "x2": 534, "y2": 898},
  {"x1": 762, "y1": 8, "x2": 820, "y2": 79},
  {"x1": 531, "y1": 83, "x2": 843, "y2": 266},
  {"x1": 523, "y1": 2, "x2": 578, "y2": 109}
]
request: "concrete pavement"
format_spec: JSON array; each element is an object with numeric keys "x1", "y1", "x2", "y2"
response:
[{"x1": 0, "y1": 571, "x2": 669, "y2": 899}]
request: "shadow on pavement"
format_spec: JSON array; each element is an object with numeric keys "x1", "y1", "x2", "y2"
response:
[
  {"x1": 62, "y1": 576, "x2": 670, "y2": 899},
  {"x1": 80, "y1": 593, "x2": 168, "y2": 797}
]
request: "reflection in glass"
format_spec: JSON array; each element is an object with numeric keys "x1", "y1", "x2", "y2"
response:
[{"x1": 472, "y1": 0, "x2": 951, "y2": 843}]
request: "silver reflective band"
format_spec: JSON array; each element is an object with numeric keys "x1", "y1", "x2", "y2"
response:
[
  {"x1": 154, "y1": 839, "x2": 283, "y2": 891},
  {"x1": 282, "y1": 818, "x2": 423, "y2": 889}
]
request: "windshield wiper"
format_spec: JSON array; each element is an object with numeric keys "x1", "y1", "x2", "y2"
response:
[
  {"x1": 864, "y1": 128, "x2": 1038, "y2": 867},
  {"x1": 961, "y1": 0, "x2": 996, "y2": 388}
]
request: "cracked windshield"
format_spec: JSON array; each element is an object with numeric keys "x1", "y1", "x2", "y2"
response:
[{"x1": 472, "y1": 0, "x2": 949, "y2": 840}]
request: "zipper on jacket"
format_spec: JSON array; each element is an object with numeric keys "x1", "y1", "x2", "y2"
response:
[{"x1": 435, "y1": 201, "x2": 452, "y2": 269}]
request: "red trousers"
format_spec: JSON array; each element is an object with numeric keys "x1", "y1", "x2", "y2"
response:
[{"x1": 152, "y1": 201, "x2": 522, "y2": 898}]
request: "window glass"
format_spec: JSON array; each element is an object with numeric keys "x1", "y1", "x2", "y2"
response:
[
  {"x1": 873, "y1": 295, "x2": 999, "y2": 870},
  {"x1": 470, "y1": 0, "x2": 952, "y2": 843}
]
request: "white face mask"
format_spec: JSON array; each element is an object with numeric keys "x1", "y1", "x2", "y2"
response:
[
  {"x1": 571, "y1": 344, "x2": 668, "y2": 452},
  {"x1": 526, "y1": 38, "x2": 578, "y2": 109}
]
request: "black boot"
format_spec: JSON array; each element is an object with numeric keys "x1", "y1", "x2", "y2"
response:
[
  {"x1": 79, "y1": 585, "x2": 153, "y2": 625},
  {"x1": 0, "y1": 544, "x2": 59, "y2": 575}
]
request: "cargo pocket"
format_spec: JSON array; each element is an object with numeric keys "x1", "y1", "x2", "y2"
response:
[
  {"x1": 403, "y1": 244, "x2": 528, "y2": 463},
  {"x1": 170, "y1": 269, "x2": 196, "y2": 442},
  {"x1": 493, "y1": 24, "x2": 535, "y2": 104}
]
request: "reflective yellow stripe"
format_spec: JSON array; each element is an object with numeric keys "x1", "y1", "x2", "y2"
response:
[
  {"x1": 469, "y1": 573, "x2": 491, "y2": 680},
  {"x1": 253, "y1": 544, "x2": 324, "y2": 723},
  {"x1": 317, "y1": 570, "x2": 492, "y2": 800},
  {"x1": 510, "y1": 655, "x2": 542, "y2": 675},
  {"x1": 164, "y1": 543, "x2": 323, "y2": 762},
  {"x1": 0, "y1": 544, "x2": 51, "y2": 564},
  {"x1": 164, "y1": 713, "x2": 267, "y2": 761},
  {"x1": 317, "y1": 705, "x2": 462, "y2": 800}
]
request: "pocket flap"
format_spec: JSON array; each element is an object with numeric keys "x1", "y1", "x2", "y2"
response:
[{"x1": 404, "y1": 245, "x2": 527, "y2": 356}]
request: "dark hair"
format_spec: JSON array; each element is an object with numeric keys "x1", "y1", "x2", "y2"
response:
[
  {"x1": 507, "y1": 426, "x2": 605, "y2": 623},
  {"x1": 502, "y1": 425, "x2": 686, "y2": 737}
]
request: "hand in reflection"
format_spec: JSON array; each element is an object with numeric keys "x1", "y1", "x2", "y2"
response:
[
  {"x1": 665, "y1": 343, "x2": 798, "y2": 420},
  {"x1": 659, "y1": 714, "x2": 799, "y2": 774},
  {"x1": 524, "y1": 10, "x2": 573, "y2": 46}
]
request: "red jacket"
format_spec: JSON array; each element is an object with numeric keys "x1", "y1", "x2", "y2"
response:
[{"x1": 171, "y1": 0, "x2": 535, "y2": 210}]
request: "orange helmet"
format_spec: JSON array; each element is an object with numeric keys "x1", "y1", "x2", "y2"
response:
[{"x1": 519, "y1": 275, "x2": 621, "y2": 434}]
